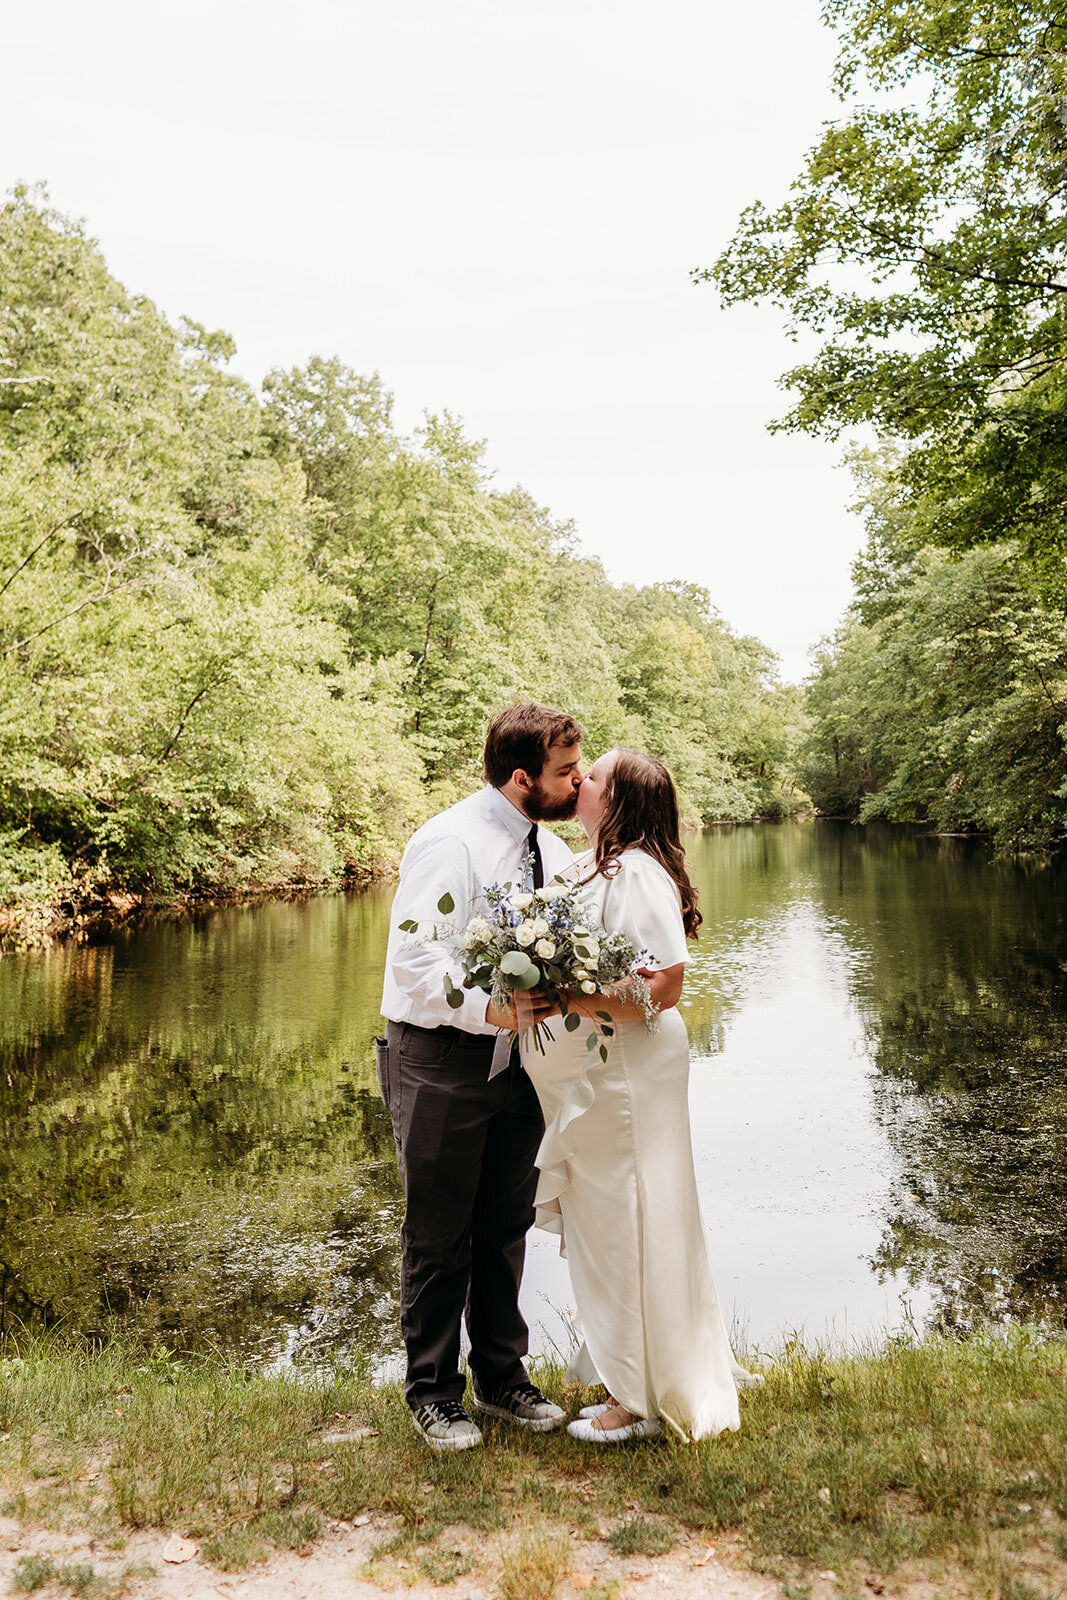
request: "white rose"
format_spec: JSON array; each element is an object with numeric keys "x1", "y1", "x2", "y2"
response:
[
  {"x1": 531, "y1": 917, "x2": 550, "y2": 938},
  {"x1": 516, "y1": 921, "x2": 536, "y2": 947},
  {"x1": 535, "y1": 883, "x2": 568, "y2": 900},
  {"x1": 535, "y1": 938, "x2": 557, "y2": 960},
  {"x1": 511, "y1": 892, "x2": 533, "y2": 910},
  {"x1": 580, "y1": 979, "x2": 597, "y2": 994},
  {"x1": 467, "y1": 916, "x2": 492, "y2": 939}
]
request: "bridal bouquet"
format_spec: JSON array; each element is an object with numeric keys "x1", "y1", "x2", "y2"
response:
[{"x1": 399, "y1": 868, "x2": 654, "y2": 1057}]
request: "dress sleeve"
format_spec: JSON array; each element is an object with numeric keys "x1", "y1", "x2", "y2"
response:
[{"x1": 598, "y1": 850, "x2": 691, "y2": 969}]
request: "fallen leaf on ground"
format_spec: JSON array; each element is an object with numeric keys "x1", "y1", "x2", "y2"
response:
[
  {"x1": 162, "y1": 1534, "x2": 199, "y2": 1563},
  {"x1": 694, "y1": 1543, "x2": 717, "y2": 1566}
]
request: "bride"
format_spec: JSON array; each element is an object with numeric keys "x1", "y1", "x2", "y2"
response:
[{"x1": 520, "y1": 747, "x2": 760, "y2": 1443}]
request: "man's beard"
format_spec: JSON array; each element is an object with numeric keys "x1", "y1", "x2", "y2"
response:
[{"x1": 524, "y1": 780, "x2": 579, "y2": 822}]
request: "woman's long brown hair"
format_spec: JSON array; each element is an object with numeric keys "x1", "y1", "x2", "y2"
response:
[{"x1": 589, "y1": 748, "x2": 701, "y2": 939}]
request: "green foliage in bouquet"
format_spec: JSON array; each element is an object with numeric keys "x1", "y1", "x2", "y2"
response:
[{"x1": 403, "y1": 870, "x2": 654, "y2": 1060}]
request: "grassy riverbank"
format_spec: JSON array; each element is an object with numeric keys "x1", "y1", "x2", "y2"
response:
[{"x1": 1, "y1": 1329, "x2": 1064, "y2": 1598}]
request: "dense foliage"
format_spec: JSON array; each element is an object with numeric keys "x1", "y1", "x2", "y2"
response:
[
  {"x1": 705, "y1": 0, "x2": 1067, "y2": 560},
  {"x1": 700, "y1": 0, "x2": 1067, "y2": 853},
  {"x1": 0, "y1": 189, "x2": 802, "y2": 939},
  {"x1": 800, "y1": 450, "x2": 1067, "y2": 851}
]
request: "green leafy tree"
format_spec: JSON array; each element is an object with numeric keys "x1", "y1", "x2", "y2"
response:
[
  {"x1": 703, "y1": 1, "x2": 1067, "y2": 557},
  {"x1": 2, "y1": 189, "x2": 806, "y2": 940},
  {"x1": 803, "y1": 530, "x2": 1067, "y2": 852},
  {"x1": 0, "y1": 191, "x2": 424, "y2": 932}
]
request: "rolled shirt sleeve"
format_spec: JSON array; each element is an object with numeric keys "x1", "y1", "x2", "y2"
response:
[{"x1": 383, "y1": 831, "x2": 495, "y2": 1035}]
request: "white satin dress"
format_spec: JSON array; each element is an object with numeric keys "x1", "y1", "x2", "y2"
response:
[{"x1": 522, "y1": 848, "x2": 759, "y2": 1442}]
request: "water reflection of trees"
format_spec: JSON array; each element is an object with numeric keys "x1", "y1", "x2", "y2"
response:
[
  {"x1": 0, "y1": 894, "x2": 405, "y2": 1366},
  {"x1": 807, "y1": 824, "x2": 1067, "y2": 1330},
  {"x1": 6, "y1": 825, "x2": 1066, "y2": 1359},
  {"x1": 683, "y1": 823, "x2": 825, "y2": 1056}
]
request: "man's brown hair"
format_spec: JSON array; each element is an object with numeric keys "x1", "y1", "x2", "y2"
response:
[{"x1": 483, "y1": 703, "x2": 584, "y2": 787}]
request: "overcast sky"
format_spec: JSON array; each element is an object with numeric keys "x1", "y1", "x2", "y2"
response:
[{"x1": 2, "y1": 0, "x2": 863, "y2": 682}]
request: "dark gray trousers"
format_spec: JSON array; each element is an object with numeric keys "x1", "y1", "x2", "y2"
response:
[{"x1": 377, "y1": 1020, "x2": 545, "y2": 1410}]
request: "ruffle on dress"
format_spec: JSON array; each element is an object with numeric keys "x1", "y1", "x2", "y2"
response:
[{"x1": 532, "y1": 1048, "x2": 597, "y2": 1256}]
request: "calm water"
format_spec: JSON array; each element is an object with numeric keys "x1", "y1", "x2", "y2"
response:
[{"x1": 1, "y1": 822, "x2": 1064, "y2": 1368}]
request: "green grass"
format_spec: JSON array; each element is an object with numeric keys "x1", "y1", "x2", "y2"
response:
[
  {"x1": 1, "y1": 1326, "x2": 1065, "y2": 1597},
  {"x1": 607, "y1": 1515, "x2": 678, "y2": 1556},
  {"x1": 498, "y1": 1524, "x2": 571, "y2": 1600},
  {"x1": 10, "y1": 1552, "x2": 153, "y2": 1597}
]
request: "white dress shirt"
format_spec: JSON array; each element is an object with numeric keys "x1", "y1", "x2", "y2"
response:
[{"x1": 381, "y1": 786, "x2": 575, "y2": 1035}]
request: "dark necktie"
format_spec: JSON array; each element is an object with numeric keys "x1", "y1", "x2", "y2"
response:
[{"x1": 526, "y1": 822, "x2": 544, "y2": 890}]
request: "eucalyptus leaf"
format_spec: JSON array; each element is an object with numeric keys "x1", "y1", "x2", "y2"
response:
[
  {"x1": 437, "y1": 893, "x2": 455, "y2": 916},
  {"x1": 564, "y1": 1012, "x2": 581, "y2": 1032},
  {"x1": 500, "y1": 951, "x2": 538, "y2": 979}
]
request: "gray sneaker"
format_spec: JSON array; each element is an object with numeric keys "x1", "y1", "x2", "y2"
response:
[
  {"x1": 411, "y1": 1399, "x2": 483, "y2": 1452},
  {"x1": 471, "y1": 1380, "x2": 565, "y2": 1432}
]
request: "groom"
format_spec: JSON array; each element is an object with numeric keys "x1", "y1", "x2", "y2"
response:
[{"x1": 378, "y1": 703, "x2": 584, "y2": 1451}]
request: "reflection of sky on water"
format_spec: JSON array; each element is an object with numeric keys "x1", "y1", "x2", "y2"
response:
[
  {"x1": 4, "y1": 822, "x2": 1064, "y2": 1367},
  {"x1": 521, "y1": 895, "x2": 930, "y2": 1362}
]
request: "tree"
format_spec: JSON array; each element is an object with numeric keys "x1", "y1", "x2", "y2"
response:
[
  {"x1": 702, "y1": 1, "x2": 1067, "y2": 556},
  {"x1": 2, "y1": 190, "x2": 806, "y2": 940},
  {"x1": 0, "y1": 191, "x2": 425, "y2": 929}
]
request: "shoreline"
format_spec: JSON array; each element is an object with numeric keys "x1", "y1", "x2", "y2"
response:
[
  {"x1": 2, "y1": 812, "x2": 1029, "y2": 958},
  {"x1": 0, "y1": 812, "x2": 880, "y2": 958},
  {"x1": 0, "y1": 868, "x2": 384, "y2": 956}
]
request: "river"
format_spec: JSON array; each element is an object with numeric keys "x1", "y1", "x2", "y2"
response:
[{"x1": 1, "y1": 821, "x2": 1064, "y2": 1369}]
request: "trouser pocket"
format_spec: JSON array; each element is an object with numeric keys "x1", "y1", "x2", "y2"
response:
[{"x1": 374, "y1": 1036, "x2": 390, "y2": 1106}]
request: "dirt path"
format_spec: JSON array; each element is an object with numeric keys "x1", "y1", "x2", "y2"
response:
[{"x1": 1, "y1": 1512, "x2": 802, "y2": 1599}]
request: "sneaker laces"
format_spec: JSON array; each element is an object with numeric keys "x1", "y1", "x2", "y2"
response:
[
  {"x1": 423, "y1": 1397, "x2": 470, "y2": 1424},
  {"x1": 508, "y1": 1381, "x2": 548, "y2": 1406}
]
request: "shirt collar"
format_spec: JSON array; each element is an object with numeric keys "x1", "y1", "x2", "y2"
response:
[{"x1": 483, "y1": 784, "x2": 536, "y2": 844}]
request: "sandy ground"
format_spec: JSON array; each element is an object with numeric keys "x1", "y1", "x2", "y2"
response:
[{"x1": 0, "y1": 1511, "x2": 813, "y2": 1600}]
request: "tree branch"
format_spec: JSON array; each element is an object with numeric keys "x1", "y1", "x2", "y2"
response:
[{"x1": 0, "y1": 521, "x2": 69, "y2": 598}]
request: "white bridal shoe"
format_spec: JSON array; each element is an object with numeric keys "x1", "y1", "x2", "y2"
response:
[{"x1": 567, "y1": 1414, "x2": 663, "y2": 1444}]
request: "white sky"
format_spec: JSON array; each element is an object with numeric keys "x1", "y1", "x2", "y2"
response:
[{"x1": 2, "y1": 0, "x2": 864, "y2": 682}]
